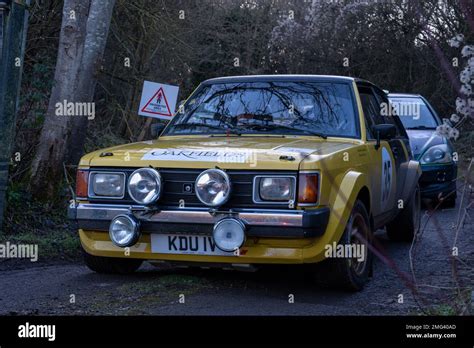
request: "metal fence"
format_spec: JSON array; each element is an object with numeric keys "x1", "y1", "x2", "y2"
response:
[{"x1": 0, "y1": 0, "x2": 30, "y2": 230}]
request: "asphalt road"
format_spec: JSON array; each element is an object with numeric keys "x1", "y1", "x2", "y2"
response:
[{"x1": 0, "y1": 196, "x2": 472, "y2": 316}]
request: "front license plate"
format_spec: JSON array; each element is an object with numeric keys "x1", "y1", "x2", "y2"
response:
[{"x1": 151, "y1": 234, "x2": 233, "y2": 256}]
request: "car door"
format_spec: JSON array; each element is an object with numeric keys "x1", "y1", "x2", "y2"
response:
[
  {"x1": 373, "y1": 88, "x2": 412, "y2": 204},
  {"x1": 357, "y1": 84, "x2": 401, "y2": 227}
]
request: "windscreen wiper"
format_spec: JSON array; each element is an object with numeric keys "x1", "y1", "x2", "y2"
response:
[
  {"x1": 406, "y1": 126, "x2": 436, "y2": 130},
  {"x1": 170, "y1": 123, "x2": 239, "y2": 134},
  {"x1": 241, "y1": 124, "x2": 327, "y2": 139}
]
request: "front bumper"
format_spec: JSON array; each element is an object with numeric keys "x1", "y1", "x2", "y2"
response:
[
  {"x1": 69, "y1": 203, "x2": 330, "y2": 239},
  {"x1": 419, "y1": 163, "x2": 457, "y2": 199}
]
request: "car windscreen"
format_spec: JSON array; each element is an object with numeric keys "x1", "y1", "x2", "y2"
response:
[
  {"x1": 163, "y1": 81, "x2": 358, "y2": 138},
  {"x1": 389, "y1": 97, "x2": 439, "y2": 129}
]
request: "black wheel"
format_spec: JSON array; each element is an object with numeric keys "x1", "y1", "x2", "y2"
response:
[
  {"x1": 440, "y1": 193, "x2": 456, "y2": 208},
  {"x1": 83, "y1": 249, "x2": 143, "y2": 274},
  {"x1": 386, "y1": 185, "x2": 421, "y2": 242},
  {"x1": 312, "y1": 200, "x2": 373, "y2": 292},
  {"x1": 442, "y1": 197, "x2": 456, "y2": 208}
]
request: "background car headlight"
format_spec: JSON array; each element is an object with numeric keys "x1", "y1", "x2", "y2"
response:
[
  {"x1": 89, "y1": 172, "x2": 125, "y2": 198},
  {"x1": 128, "y1": 168, "x2": 162, "y2": 205},
  {"x1": 420, "y1": 144, "x2": 452, "y2": 164},
  {"x1": 213, "y1": 218, "x2": 245, "y2": 252},
  {"x1": 109, "y1": 214, "x2": 140, "y2": 247},
  {"x1": 195, "y1": 169, "x2": 231, "y2": 207}
]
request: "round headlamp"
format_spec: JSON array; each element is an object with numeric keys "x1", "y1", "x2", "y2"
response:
[
  {"x1": 109, "y1": 214, "x2": 140, "y2": 247},
  {"x1": 213, "y1": 218, "x2": 245, "y2": 252},
  {"x1": 128, "y1": 168, "x2": 162, "y2": 205},
  {"x1": 195, "y1": 169, "x2": 231, "y2": 207}
]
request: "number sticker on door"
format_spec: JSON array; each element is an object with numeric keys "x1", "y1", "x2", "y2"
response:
[{"x1": 381, "y1": 147, "x2": 393, "y2": 208}]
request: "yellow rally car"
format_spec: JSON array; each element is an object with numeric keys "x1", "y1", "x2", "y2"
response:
[{"x1": 69, "y1": 75, "x2": 421, "y2": 291}]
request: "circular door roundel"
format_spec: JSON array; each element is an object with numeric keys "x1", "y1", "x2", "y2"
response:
[{"x1": 381, "y1": 147, "x2": 393, "y2": 208}]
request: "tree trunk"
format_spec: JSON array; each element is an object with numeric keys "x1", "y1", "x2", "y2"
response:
[
  {"x1": 67, "y1": 0, "x2": 116, "y2": 165},
  {"x1": 29, "y1": 0, "x2": 115, "y2": 199},
  {"x1": 29, "y1": 0, "x2": 90, "y2": 198}
]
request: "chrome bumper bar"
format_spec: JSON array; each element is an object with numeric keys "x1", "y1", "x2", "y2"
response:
[{"x1": 69, "y1": 203, "x2": 330, "y2": 238}]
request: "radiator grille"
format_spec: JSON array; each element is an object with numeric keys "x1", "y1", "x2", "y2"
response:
[{"x1": 88, "y1": 168, "x2": 297, "y2": 210}]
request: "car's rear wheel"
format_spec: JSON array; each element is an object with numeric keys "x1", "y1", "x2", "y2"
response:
[
  {"x1": 312, "y1": 200, "x2": 373, "y2": 292},
  {"x1": 440, "y1": 192, "x2": 456, "y2": 208},
  {"x1": 83, "y1": 249, "x2": 143, "y2": 274},
  {"x1": 442, "y1": 196, "x2": 456, "y2": 208},
  {"x1": 386, "y1": 185, "x2": 421, "y2": 242}
]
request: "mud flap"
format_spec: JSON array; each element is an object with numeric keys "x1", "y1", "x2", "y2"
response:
[{"x1": 401, "y1": 160, "x2": 421, "y2": 202}]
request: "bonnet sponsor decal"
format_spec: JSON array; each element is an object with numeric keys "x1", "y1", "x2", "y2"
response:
[{"x1": 142, "y1": 149, "x2": 251, "y2": 163}]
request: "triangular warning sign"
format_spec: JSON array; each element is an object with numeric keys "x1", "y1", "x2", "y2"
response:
[{"x1": 140, "y1": 87, "x2": 173, "y2": 117}]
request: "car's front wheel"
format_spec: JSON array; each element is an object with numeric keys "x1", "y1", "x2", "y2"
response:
[
  {"x1": 83, "y1": 249, "x2": 143, "y2": 274},
  {"x1": 312, "y1": 200, "x2": 373, "y2": 292}
]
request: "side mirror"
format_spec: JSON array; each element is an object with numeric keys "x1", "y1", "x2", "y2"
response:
[
  {"x1": 373, "y1": 124, "x2": 396, "y2": 150},
  {"x1": 150, "y1": 123, "x2": 166, "y2": 138}
]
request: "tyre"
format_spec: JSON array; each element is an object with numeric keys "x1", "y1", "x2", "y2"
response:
[
  {"x1": 386, "y1": 185, "x2": 421, "y2": 242},
  {"x1": 441, "y1": 196, "x2": 456, "y2": 208},
  {"x1": 83, "y1": 249, "x2": 143, "y2": 274},
  {"x1": 312, "y1": 200, "x2": 373, "y2": 292}
]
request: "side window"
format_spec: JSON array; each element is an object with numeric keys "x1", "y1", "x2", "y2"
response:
[
  {"x1": 364, "y1": 117, "x2": 374, "y2": 139},
  {"x1": 373, "y1": 89, "x2": 407, "y2": 138},
  {"x1": 358, "y1": 86, "x2": 382, "y2": 139}
]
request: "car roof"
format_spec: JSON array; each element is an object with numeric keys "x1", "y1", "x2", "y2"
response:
[
  {"x1": 202, "y1": 75, "x2": 358, "y2": 85},
  {"x1": 388, "y1": 93, "x2": 423, "y2": 98}
]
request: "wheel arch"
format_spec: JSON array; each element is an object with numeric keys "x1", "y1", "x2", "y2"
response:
[
  {"x1": 303, "y1": 170, "x2": 371, "y2": 262},
  {"x1": 356, "y1": 185, "x2": 374, "y2": 233},
  {"x1": 356, "y1": 186, "x2": 371, "y2": 216}
]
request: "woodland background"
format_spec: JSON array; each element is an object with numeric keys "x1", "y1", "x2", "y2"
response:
[{"x1": 3, "y1": 0, "x2": 474, "y2": 248}]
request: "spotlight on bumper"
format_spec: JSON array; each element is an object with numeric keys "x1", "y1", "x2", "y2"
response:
[
  {"x1": 213, "y1": 218, "x2": 246, "y2": 252},
  {"x1": 109, "y1": 214, "x2": 140, "y2": 248}
]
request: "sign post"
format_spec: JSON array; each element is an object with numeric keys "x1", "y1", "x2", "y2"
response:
[{"x1": 0, "y1": 0, "x2": 30, "y2": 231}]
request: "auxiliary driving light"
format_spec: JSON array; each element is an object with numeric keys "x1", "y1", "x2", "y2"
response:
[
  {"x1": 212, "y1": 218, "x2": 245, "y2": 252},
  {"x1": 109, "y1": 214, "x2": 140, "y2": 248},
  {"x1": 128, "y1": 168, "x2": 162, "y2": 205},
  {"x1": 195, "y1": 169, "x2": 231, "y2": 207}
]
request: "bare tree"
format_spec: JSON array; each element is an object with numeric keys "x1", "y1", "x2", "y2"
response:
[
  {"x1": 29, "y1": 0, "x2": 115, "y2": 198},
  {"x1": 67, "y1": 0, "x2": 116, "y2": 165}
]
